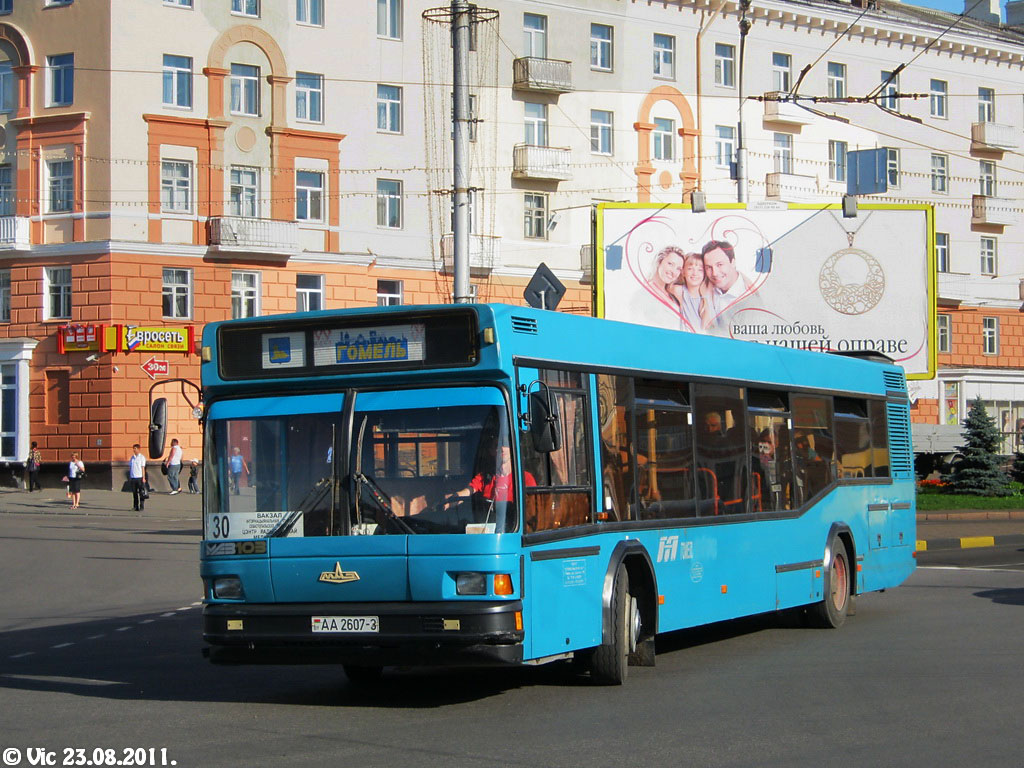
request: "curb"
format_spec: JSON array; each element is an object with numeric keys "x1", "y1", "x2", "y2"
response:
[
  {"x1": 916, "y1": 534, "x2": 1024, "y2": 552},
  {"x1": 917, "y1": 511, "x2": 1024, "y2": 521}
]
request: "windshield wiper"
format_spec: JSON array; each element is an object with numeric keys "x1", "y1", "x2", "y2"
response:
[
  {"x1": 354, "y1": 471, "x2": 416, "y2": 535},
  {"x1": 267, "y1": 476, "x2": 332, "y2": 538}
]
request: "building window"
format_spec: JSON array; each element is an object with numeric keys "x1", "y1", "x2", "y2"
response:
[
  {"x1": 590, "y1": 109, "x2": 613, "y2": 155},
  {"x1": 230, "y1": 63, "x2": 260, "y2": 116},
  {"x1": 935, "y1": 232, "x2": 949, "y2": 273},
  {"x1": 828, "y1": 140, "x2": 847, "y2": 182},
  {"x1": 162, "y1": 54, "x2": 192, "y2": 108},
  {"x1": 929, "y1": 79, "x2": 947, "y2": 118},
  {"x1": 1, "y1": 362, "x2": 16, "y2": 456},
  {"x1": 44, "y1": 267, "x2": 71, "y2": 320},
  {"x1": 231, "y1": 271, "x2": 260, "y2": 319},
  {"x1": 980, "y1": 237, "x2": 997, "y2": 275},
  {"x1": 978, "y1": 87, "x2": 995, "y2": 122},
  {"x1": 295, "y1": 72, "x2": 323, "y2": 123},
  {"x1": 936, "y1": 314, "x2": 951, "y2": 354},
  {"x1": 295, "y1": 170, "x2": 324, "y2": 222},
  {"x1": 377, "y1": 0, "x2": 401, "y2": 39},
  {"x1": 524, "y1": 102, "x2": 548, "y2": 146},
  {"x1": 376, "y1": 84, "x2": 402, "y2": 133},
  {"x1": 377, "y1": 279, "x2": 403, "y2": 306},
  {"x1": 983, "y1": 317, "x2": 999, "y2": 355},
  {"x1": 715, "y1": 125, "x2": 735, "y2": 169},
  {"x1": 164, "y1": 0, "x2": 193, "y2": 7},
  {"x1": 827, "y1": 62, "x2": 846, "y2": 99},
  {"x1": 47, "y1": 53, "x2": 74, "y2": 107},
  {"x1": 714, "y1": 43, "x2": 735, "y2": 87},
  {"x1": 979, "y1": 160, "x2": 996, "y2": 197},
  {"x1": 162, "y1": 267, "x2": 191, "y2": 319},
  {"x1": 376, "y1": 179, "x2": 402, "y2": 228},
  {"x1": 771, "y1": 52, "x2": 791, "y2": 92},
  {"x1": 885, "y1": 147, "x2": 900, "y2": 188},
  {"x1": 47, "y1": 160, "x2": 73, "y2": 213},
  {"x1": 880, "y1": 70, "x2": 898, "y2": 110},
  {"x1": 231, "y1": 0, "x2": 259, "y2": 17},
  {"x1": 0, "y1": 62, "x2": 14, "y2": 112},
  {"x1": 0, "y1": 164, "x2": 12, "y2": 215},
  {"x1": 296, "y1": 0, "x2": 323, "y2": 26},
  {"x1": 773, "y1": 133, "x2": 793, "y2": 174},
  {"x1": 523, "y1": 13, "x2": 547, "y2": 58},
  {"x1": 229, "y1": 166, "x2": 259, "y2": 218},
  {"x1": 591, "y1": 24, "x2": 613, "y2": 71},
  {"x1": 653, "y1": 118, "x2": 675, "y2": 161},
  {"x1": 0, "y1": 269, "x2": 9, "y2": 321},
  {"x1": 0, "y1": 0, "x2": 11, "y2": 12},
  {"x1": 931, "y1": 154, "x2": 948, "y2": 194},
  {"x1": 160, "y1": 161, "x2": 192, "y2": 213},
  {"x1": 653, "y1": 34, "x2": 675, "y2": 79},
  {"x1": 524, "y1": 192, "x2": 547, "y2": 239},
  {"x1": 296, "y1": 274, "x2": 323, "y2": 312}
]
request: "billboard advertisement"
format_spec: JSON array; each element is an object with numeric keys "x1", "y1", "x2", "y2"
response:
[{"x1": 595, "y1": 203, "x2": 935, "y2": 379}]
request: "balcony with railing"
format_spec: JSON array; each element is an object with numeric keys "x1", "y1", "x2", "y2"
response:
[
  {"x1": 440, "y1": 232, "x2": 502, "y2": 274},
  {"x1": 512, "y1": 57, "x2": 573, "y2": 93},
  {"x1": 762, "y1": 92, "x2": 814, "y2": 126},
  {"x1": 765, "y1": 172, "x2": 818, "y2": 202},
  {"x1": 579, "y1": 243, "x2": 593, "y2": 283},
  {"x1": 512, "y1": 144, "x2": 572, "y2": 181},
  {"x1": 208, "y1": 217, "x2": 300, "y2": 256},
  {"x1": 936, "y1": 271, "x2": 970, "y2": 303},
  {"x1": 971, "y1": 194, "x2": 1016, "y2": 227},
  {"x1": 0, "y1": 216, "x2": 30, "y2": 249},
  {"x1": 971, "y1": 122, "x2": 1018, "y2": 152}
]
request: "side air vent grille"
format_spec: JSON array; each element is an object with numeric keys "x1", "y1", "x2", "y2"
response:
[
  {"x1": 511, "y1": 316, "x2": 538, "y2": 335},
  {"x1": 882, "y1": 370, "x2": 907, "y2": 392},
  {"x1": 886, "y1": 403, "x2": 914, "y2": 478}
]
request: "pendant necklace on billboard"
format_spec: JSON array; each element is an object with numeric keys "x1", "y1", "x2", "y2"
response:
[{"x1": 819, "y1": 211, "x2": 885, "y2": 316}]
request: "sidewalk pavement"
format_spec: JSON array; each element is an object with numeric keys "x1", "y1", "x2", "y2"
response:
[{"x1": 1, "y1": 487, "x2": 1022, "y2": 552}]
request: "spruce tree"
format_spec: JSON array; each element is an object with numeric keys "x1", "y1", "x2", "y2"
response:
[
  {"x1": 1011, "y1": 451, "x2": 1024, "y2": 485},
  {"x1": 946, "y1": 398, "x2": 1012, "y2": 496}
]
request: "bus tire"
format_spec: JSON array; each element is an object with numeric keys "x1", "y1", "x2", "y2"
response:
[
  {"x1": 590, "y1": 565, "x2": 631, "y2": 685},
  {"x1": 810, "y1": 539, "x2": 850, "y2": 629},
  {"x1": 343, "y1": 664, "x2": 384, "y2": 685}
]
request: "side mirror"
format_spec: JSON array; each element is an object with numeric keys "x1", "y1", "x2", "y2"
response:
[
  {"x1": 149, "y1": 397, "x2": 167, "y2": 459},
  {"x1": 529, "y1": 390, "x2": 561, "y2": 454}
]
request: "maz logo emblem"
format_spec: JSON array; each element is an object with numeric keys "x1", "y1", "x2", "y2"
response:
[{"x1": 319, "y1": 562, "x2": 360, "y2": 584}]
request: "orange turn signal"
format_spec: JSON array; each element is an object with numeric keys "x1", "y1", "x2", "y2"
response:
[
  {"x1": 494, "y1": 573, "x2": 514, "y2": 596},
  {"x1": 514, "y1": 611, "x2": 523, "y2": 631}
]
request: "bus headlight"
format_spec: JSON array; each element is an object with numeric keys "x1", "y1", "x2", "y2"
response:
[
  {"x1": 212, "y1": 577, "x2": 243, "y2": 599},
  {"x1": 455, "y1": 573, "x2": 487, "y2": 595}
]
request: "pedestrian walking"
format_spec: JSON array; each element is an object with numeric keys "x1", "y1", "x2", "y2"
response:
[
  {"x1": 129, "y1": 443, "x2": 148, "y2": 512},
  {"x1": 165, "y1": 438, "x2": 183, "y2": 494},
  {"x1": 188, "y1": 459, "x2": 200, "y2": 494},
  {"x1": 229, "y1": 446, "x2": 249, "y2": 495},
  {"x1": 64, "y1": 452, "x2": 85, "y2": 510},
  {"x1": 26, "y1": 441, "x2": 42, "y2": 491}
]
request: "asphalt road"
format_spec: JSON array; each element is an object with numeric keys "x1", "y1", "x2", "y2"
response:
[{"x1": 1, "y1": 514, "x2": 1022, "y2": 768}]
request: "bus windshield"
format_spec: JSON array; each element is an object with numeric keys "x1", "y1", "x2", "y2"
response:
[{"x1": 205, "y1": 389, "x2": 517, "y2": 538}]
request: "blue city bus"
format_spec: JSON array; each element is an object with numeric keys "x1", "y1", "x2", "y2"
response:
[{"x1": 198, "y1": 303, "x2": 915, "y2": 684}]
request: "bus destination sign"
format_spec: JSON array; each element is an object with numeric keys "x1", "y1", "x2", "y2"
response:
[{"x1": 312, "y1": 324, "x2": 425, "y2": 367}]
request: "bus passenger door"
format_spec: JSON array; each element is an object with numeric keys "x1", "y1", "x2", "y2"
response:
[{"x1": 517, "y1": 366, "x2": 602, "y2": 658}]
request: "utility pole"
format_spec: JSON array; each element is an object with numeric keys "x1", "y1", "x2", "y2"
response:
[
  {"x1": 736, "y1": 0, "x2": 752, "y2": 204},
  {"x1": 451, "y1": 0, "x2": 472, "y2": 304}
]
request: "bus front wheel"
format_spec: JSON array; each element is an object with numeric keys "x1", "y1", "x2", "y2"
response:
[
  {"x1": 809, "y1": 540, "x2": 850, "y2": 629},
  {"x1": 590, "y1": 565, "x2": 635, "y2": 685}
]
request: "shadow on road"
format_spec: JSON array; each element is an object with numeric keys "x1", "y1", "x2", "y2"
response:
[{"x1": 974, "y1": 587, "x2": 1024, "y2": 607}]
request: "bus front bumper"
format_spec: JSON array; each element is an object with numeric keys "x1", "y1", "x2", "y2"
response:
[{"x1": 202, "y1": 600, "x2": 525, "y2": 667}]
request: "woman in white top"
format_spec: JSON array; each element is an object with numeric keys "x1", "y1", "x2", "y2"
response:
[
  {"x1": 671, "y1": 251, "x2": 714, "y2": 333},
  {"x1": 629, "y1": 246, "x2": 685, "y2": 330},
  {"x1": 67, "y1": 452, "x2": 85, "y2": 509}
]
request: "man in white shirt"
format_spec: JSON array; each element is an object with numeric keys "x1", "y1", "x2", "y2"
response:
[
  {"x1": 702, "y1": 240, "x2": 762, "y2": 335},
  {"x1": 129, "y1": 443, "x2": 148, "y2": 511},
  {"x1": 165, "y1": 438, "x2": 183, "y2": 494}
]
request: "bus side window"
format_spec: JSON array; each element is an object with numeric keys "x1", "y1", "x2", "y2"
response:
[
  {"x1": 869, "y1": 399, "x2": 890, "y2": 477},
  {"x1": 791, "y1": 395, "x2": 835, "y2": 502},
  {"x1": 693, "y1": 384, "x2": 749, "y2": 515},
  {"x1": 596, "y1": 374, "x2": 634, "y2": 522},
  {"x1": 633, "y1": 378, "x2": 696, "y2": 521},
  {"x1": 522, "y1": 369, "x2": 593, "y2": 533}
]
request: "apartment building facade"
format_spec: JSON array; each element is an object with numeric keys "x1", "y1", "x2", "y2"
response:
[{"x1": 0, "y1": 0, "x2": 1022, "y2": 485}]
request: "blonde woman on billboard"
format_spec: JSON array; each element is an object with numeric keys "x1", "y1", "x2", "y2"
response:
[
  {"x1": 629, "y1": 245, "x2": 685, "y2": 330},
  {"x1": 672, "y1": 251, "x2": 714, "y2": 333}
]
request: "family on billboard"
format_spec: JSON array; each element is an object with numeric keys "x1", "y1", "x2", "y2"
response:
[{"x1": 621, "y1": 213, "x2": 771, "y2": 336}]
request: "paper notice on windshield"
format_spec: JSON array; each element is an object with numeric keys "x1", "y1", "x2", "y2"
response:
[{"x1": 207, "y1": 511, "x2": 303, "y2": 540}]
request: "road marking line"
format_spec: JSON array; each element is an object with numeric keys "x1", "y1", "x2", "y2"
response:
[
  {"x1": 51, "y1": 643, "x2": 73, "y2": 649},
  {"x1": 9, "y1": 652, "x2": 34, "y2": 659},
  {"x1": 918, "y1": 566, "x2": 1024, "y2": 573},
  {"x1": 177, "y1": 606, "x2": 193, "y2": 611},
  {"x1": 86, "y1": 635, "x2": 104, "y2": 640},
  {"x1": 115, "y1": 626, "x2": 132, "y2": 632},
  {"x1": 960, "y1": 536, "x2": 996, "y2": 549},
  {"x1": 160, "y1": 612, "x2": 176, "y2": 617},
  {"x1": 139, "y1": 619, "x2": 155, "y2": 624}
]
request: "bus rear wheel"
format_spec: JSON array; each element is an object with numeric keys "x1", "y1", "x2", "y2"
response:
[
  {"x1": 590, "y1": 565, "x2": 636, "y2": 685},
  {"x1": 809, "y1": 540, "x2": 850, "y2": 628}
]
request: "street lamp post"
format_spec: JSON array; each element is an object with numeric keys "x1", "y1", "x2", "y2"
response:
[{"x1": 736, "y1": 0, "x2": 752, "y2": 204}]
